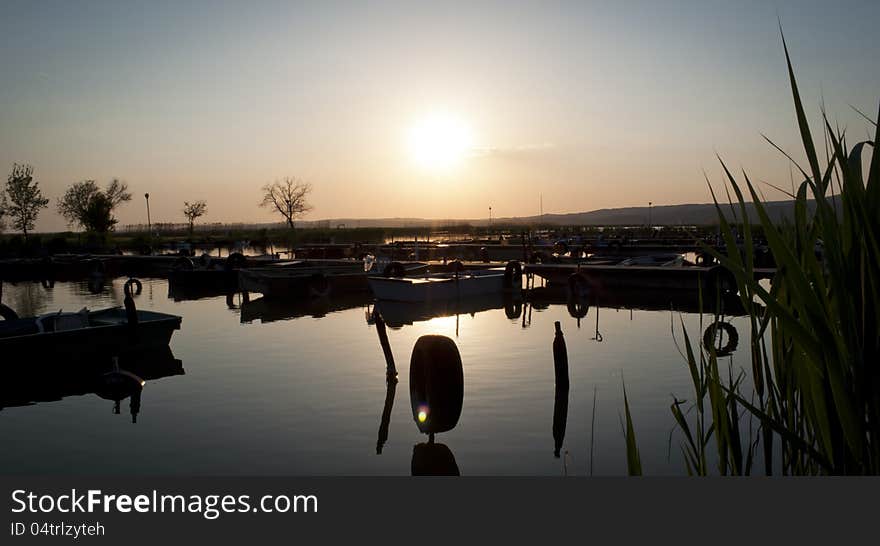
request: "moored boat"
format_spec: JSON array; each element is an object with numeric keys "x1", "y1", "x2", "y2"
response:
[
  {"x1": 0, "y1": 306, "x2": 182, "y2": 357},
  {"x1": 368, "y1": 262, "x2": 522, "y2": 303}
]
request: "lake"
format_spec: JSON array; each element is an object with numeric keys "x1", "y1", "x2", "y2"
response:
[{"x1": 0, "y1": 276, "x2": 751, "y2": 475}]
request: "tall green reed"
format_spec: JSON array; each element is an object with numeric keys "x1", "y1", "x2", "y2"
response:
[{"x1": 631, "y1": 29, "x2": 879, "y2": 475}]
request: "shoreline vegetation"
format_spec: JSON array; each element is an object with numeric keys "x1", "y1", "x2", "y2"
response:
[{"x1": 623, "y1": 31, "x2": 879, "y2": 475}]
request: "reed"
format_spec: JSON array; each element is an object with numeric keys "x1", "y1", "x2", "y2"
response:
[{"x1": 633, "y1": 29, "x2": 879, "y2": 475}]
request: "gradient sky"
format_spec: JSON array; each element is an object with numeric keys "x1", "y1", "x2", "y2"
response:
[{"x1": 1, "y1": 0, "x2": 877, "y2": 232}]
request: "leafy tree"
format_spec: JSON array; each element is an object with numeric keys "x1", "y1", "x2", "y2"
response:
[
  {"x1": 3, "y1": 164, "x2": 49, "y2": 241},
  {"x1": 259, "y1": 178, "x2": 313, "y2": 229},
  {"x1": 183, "y1": 200, "x2": 207, "y2": 235},
  {"x1": 58, "y1": 179, "x2": 132, "y2": 233}
]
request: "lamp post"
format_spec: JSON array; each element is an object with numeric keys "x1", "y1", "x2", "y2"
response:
[
  {"x1": 648, "y1": 201, "x2": 652, "y2": 230},
  {"x1": 489, "y1": 206, "x2": 492, "y2": 230},
  {"x1": 144, "y1": 193, "x2": 152, "y2": 252}
]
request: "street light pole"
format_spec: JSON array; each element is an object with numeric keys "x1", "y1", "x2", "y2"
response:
[
  {"x1": 144, "y1": 193, "x2": 152, "y2": 252},
  {"x1": 648, "y1": 201, "x2": 652, "y2": 230}
]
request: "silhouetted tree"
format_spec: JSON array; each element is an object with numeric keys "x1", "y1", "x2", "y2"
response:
[
  {"x1": 58, "y1": 179, "x2": 132, "y2": 233},
  {"x1": 260, "y1": 178, "x2": 313, "y2": 229},
  {"x1": 3, "y1": 164, "x2": 49, "y2": 241},
  {"x1": 183, "y1": 200, "x2": 207, "y2": 235}
]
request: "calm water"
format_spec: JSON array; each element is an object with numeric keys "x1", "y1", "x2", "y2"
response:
[{"x1": 0, "y1": 277, "x2": 751, "y2": 475}]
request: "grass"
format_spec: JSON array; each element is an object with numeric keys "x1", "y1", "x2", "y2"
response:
[{"x1": 627, "y1": 29, "x2": 879, "y2": 475}]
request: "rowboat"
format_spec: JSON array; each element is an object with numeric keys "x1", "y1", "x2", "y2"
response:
[
  {"x1": 0, "y1": 307, "x2": 182, "y2": 357},
  {"x1": 368, "y1": 264, "x2": 521, "y2": 303},
  {"x1": 240, "y1": 259, "x2": 429, "y2": 299}
]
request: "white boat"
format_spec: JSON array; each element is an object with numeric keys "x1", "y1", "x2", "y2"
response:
[{"x1": 368, "y1": 267, "x2": 518, "y2": 303}]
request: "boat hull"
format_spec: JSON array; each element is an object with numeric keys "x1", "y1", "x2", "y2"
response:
[
  {"x1": 0, "y1": 308, "x2": 182, "y2": 358},
  {"x1": 368, "y1": 270, "x2": 509, "y2": 303}
]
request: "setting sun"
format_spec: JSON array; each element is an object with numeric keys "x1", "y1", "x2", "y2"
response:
[{"x1": 407, "y1": 114, "x2": 474, "y2": 171}]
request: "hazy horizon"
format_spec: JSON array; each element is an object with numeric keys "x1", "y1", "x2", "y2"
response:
[{"x1": 2, "y1": 0, "x2": 878, "y2": 232}]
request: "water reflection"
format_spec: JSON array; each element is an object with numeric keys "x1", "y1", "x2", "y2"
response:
[
  {"x1": 0, "y1": 347, "x2": 184, "y2": 422},
  {"x1": 374, "y1": 293, "x2": 518, "y2": 329},
  {"x1": 0, "y1": 277, "x2": 753, "y2": 475},
  {"x1": 372, "y1": 310, "x2": 398, "y2": 454},
  {"x1": 409, "y1": 335, "x2": 464, "y2": 476},
  {"x1": 552, "y1": 322, "x2": 570, "y2": 458},
  {"x1": 241, "y1": 293, "x2": 371, "y2": 323}
]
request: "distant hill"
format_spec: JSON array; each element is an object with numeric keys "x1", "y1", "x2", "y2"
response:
[{"x1": 300, "y1": 198, "x2": 829, "y2": 228}]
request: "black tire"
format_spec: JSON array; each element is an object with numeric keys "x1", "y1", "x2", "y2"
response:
[
  {"x1": 124, "y1": 278, "x2": 143, "y2": 297},
  {"x1": 383, "y1": 261, "x2": 407, "y2": 278},
  {"x1": 504, "y1": 261, "x2": 522, "y2": 290},
  {"x1": 411, "y1": 443, "x2": 460, "y2": 476},
  {"x1": 529, "y1": 251, "x2": 548, "y2": 264},
  {"x1": 226, "y1": 252, "x2": 248, "y2": 270},
  {"x1": 696, "y1": 252, "x2": 715, "y2": 267},
  {"x1": 0, "y1": 303, "x2": 19, "y2": 321},
  {"x1": 703, "y1": 321, "x2": 739, "y2": 356},
  {"x1": 566, "y1": 298, "x2": 589, "y2": 319},
  {"x1": 409, "y1": 335, "x2": 464, "y2": 435},
  {"x1": 174, "y1": 256, "x2": 195, "y2": 271},
  {"x1": 711, "y1": 266, "x2": 737, "y2": 296},
  {"x1": 479, "y1": 247, "x2": 490, "y2": 263},
  {"x1": 554, "y1": 241, "x2": 569, "y2": 255},
  {"x1": 504, "y1": 298, "x2": 522, "y2": 320},
  {"x1": 567, "y1": 272, "x2": 590, "y2": 300},
  {"x1": 307, "y1": 273, "x2": 331, "y2": 298},
  {"x1": 449, "y1": 260, "x2": 465, "y2": 273}
]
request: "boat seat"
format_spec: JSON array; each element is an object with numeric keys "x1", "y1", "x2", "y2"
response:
[{"x1": 36, "y1": 308, "x2": 90, "y2": 333}]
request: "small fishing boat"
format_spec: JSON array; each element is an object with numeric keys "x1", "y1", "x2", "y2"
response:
[
  {"x1": 368, "y1": 262, "x2": 522, "y2": 303},
  {"x1": 0, "y1": 307, "x2": 182, "y2": 357},
  {"x1": 240, "y1": 259, "x2": 428, "y2": 299},
  {"x1": 0, "y1": 278, "x2": 181, "y2": 357}
]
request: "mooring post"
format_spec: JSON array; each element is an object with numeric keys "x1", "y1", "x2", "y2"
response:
[{"x1": 552, "y1": 321, "x2": 570, "y2": 457}]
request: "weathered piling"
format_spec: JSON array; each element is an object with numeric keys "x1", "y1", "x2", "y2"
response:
[{"x1": 552, "y1": 321, "x2": 570, "y2": 458}]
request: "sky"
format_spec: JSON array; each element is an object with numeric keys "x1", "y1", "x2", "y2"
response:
[{"x1": 1, "y1": 0, "x2": 877, "y2": 232}]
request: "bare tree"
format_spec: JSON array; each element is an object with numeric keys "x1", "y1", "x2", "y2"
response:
[
  {"x1": 58, "y1": 179, "x2": 132, "y2": 233},
  {"x1": 260, "y1": 178, "x2": 313, "y2": 229},
  {"x1": 3, "y1": 164, "x2": 49, "y2": 241},
  {"x1": 183, "y1": 200, "x2": 207, "y2": 235}
]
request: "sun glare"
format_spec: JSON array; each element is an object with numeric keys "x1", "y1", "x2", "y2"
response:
[{"x1": 408, "y1": 114, "x2": 473, "y2": 171}]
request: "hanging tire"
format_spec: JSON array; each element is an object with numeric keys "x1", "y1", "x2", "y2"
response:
[
  {"x1": 504, "y1": 297, "x2": 522, "y2": 320},
  {"x1": 409, "y1": 335, "x2": 464, "y2": 435},
  {"x1": 307, "y1": 273, "x2": 331, "y2": 298},
  {"x1": 174, "y1": 256, "x2": 194, "y2": 270},
  {"x1": 383, "y1": 261, "x2": 406, "y2": 278},
  {"x1": 503, "y1": 261, "x2": 522, "y2": 290},
  {"x1": 567, "y1": 272, "x2": 590, "y2": 300},
  {"x1": 711, "y1": 267, "x2": 737, "y2": 296},
  {"x1": 124, "y1": 278, "x2": 143, "y2": 297},
  {"x1": 449, "y1": 260, "x2": 465, "y2": 273},
  {"x1": 554, "y1": 241, "x2": 569, "y2": 255},
  {"x1": 703, "y1": 321, "x2": 739, "y2": 356},
  {"x1": 567, "y1": 298, "x2": 589, "y2": 319},
  {"x1": 696, "y1": 252, "x2": 716, "y2": 267},
  {"x1": 226, "y1": 252, "x2": 248, "y2": 270}
]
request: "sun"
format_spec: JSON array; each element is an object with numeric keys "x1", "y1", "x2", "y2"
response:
[{"x1": 407, "y1": 113, "x2": 473, "y2": 171}]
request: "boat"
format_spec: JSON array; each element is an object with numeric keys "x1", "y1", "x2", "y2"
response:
[
  {"x1": 0, "y1": 346, "x2": 184, "y2": 414},
  {"x1": 373, "y1": 292, "x2": 520, "y2": 327},
  {"x1": 0, "y1": 306, "x2": 182, "y2": 357},
  {"x1": 239, "y1": 259, "x2": 428, "y2": 299},
  {"x1": 368, "y1": 262, "x2": 521, "y2": 303}
]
